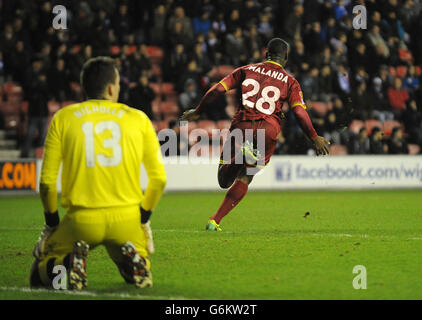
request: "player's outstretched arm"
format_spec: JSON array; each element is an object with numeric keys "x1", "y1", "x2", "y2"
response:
[
  {"x1": 180, "y1": 81, "x2": 227, "y2": 121},
  {"x1": 292, "y1": 105, "x2": 330, "y2": 155}
]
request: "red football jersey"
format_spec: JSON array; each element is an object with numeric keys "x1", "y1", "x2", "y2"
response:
[{"x1": 219, "y1": 60, "x2": 306, "y2": 124}]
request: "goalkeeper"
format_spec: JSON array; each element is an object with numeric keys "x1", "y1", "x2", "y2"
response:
[{"x1": 29, "y1": 57, "x2": 166, "y2": 290}]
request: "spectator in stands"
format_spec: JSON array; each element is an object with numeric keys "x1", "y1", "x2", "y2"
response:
[
  {"x1": 350, "y1": 127, "x2": 371, "y2": 154},
  {"x1": 8, "y1": 41, "x2": 29, "y2": 84},
  {"x1": 176, "y1": 60, "x2": 201, "y2": 94},
  {"x1": 164, "y1": 43, "x2": 188, "y2": 83},
  {"x1": 321, "y1": 16, "x2": 337, "y2": 45},
  {"x1": 403, "y1": 65, "x2": 420, "y2": 94},
  {"x1": 351, "y1": 82, "x2": 373, "y2": 120},
  {"x1": 193, "y1": 11, "x2": 211, "y2": 36},
  {"x1": 403, "y1": 99, "x2": 422, "y2": 147},
  {"x1": 225, "y1": 27, "x2": 247, "y2": 66},
  {"x1": 150, "y1": 4, "x2": 167, "y2": 45},
  {"x1": 112, "y1": 3, "x2": 133, "y2": 44},
  {"x1": 129, "y1": 74, "x2": 156, "y2": 120},
  {"x1": 168, "y1": 6, "x2": 194, "y2": 45},
  {"x1": 290, "y1": 40, "x2": 309, "y2": 74},
  {"x1": 211, "y1": 11, "x2": 227, "y2": 37},
  {"x1": 371, "y1": 77, "x2": 394, "y2": 122},
  {"x1": 353, "y1": 66, "x2": 369, "y2": 87},
  {"x1": 191, "y1": 43, "x2": 212, "y2": 76},
  {"x1": 300, "y1": 67, "x2": 319, "y2": 101},
  {"x1": 284, "y1": 4, "x2": 303, "y2": 43},
  {"x1": 47, "y1": 58, "x2": 70, "y2": 102},
  {"x1": 169, "y1": 21, "x2": 192, "y2": 49},
  {"x1": 206, "y1": 30, "x2": 224, "y2": 65},
  {"x1": 323, "y1": 109, "x2": 341, "y2": 145},
  {"x1": 388, "y1": 127, "x2": 409, "y2": 154},
  {"x1": 334, "y1": 64, "x2": 351, "y2": 99},
  {"x1": 318, "y1": 65, "x2": 334, "y2": 102},
  {"x1": 369, "y1": 127, "x2": 388, "y2": 154},
  {"x1": 21, "y1": 72, "x2": 50, "y2": 158},
  {"x1": 179, "y1": 79, "x2": 200, "y2": 113},
  {"x1": 226, "y1": 9, "x2": 242, "y2": 32},
  {"x1": 257, "y1": 10, "x2": 274, "y2": 43},
  {"x1": 367, "y1": 25, "x2": 390, "y2": 60},
  {"x1": 245, "y1": 25, "x2": 264, "y2": 59},
  {"x1": 388, "y1": 77, "x2": 410, "y2": 119},
  {"x1": 129, "y1": 44, "x2": 152, "y2": 81}
]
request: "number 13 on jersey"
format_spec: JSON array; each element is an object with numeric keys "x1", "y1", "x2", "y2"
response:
[{"x1": 82, "y1": 121, "x2": 122, "y2": 168}]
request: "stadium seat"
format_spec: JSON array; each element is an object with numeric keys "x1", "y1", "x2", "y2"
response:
[
  {"x1": 408, "y1": 144, "x2": 420, "y2": 155},
  {"x1": 349, "y1": 120, "x2": 364, "y2": 135},
  {"x1": 198, "y1": 120, "x2": 217, "y2": 136},
  {"x1": 364, "y1": 120, "x2": 383, "y2": 135},
  {"x1": 382, "y1": 120, "x2": 402, "y2": 136},
  {"x1": 147, "y1": 46, "x2": 164, "y2": 64},
  {"x1": 3, "y1": 82, "x2": 22, "y2": 95},
  {"x1": 161, "y1": 83, "x2": 176, "y2": 95},
  {"x1": 48, "y1": 101, "x2": 60, "y2": 114},
  {"x1": 310, "y1": 101, "x2": 329, "y2": 116},
  {"x1": 159, "y1": 101, "x2": 179, "y2": 117},
  {"x1": 72, "y1": 45, "x2": 82, "y2": 54},
  {"x1": 398, "y1": 49, "x2": 413, "y2": 64},
  {"x1": 127, "y1": 45, "x2": 137, "y2": 55},
  {"x1": 110, "y1": 46, "x2": 121, "y2": 55},
  {"x1": 396, "y1": 65, "x2": 408, "y2": 78},
  {"x1": 329, "y1": 144, "x2": 348, "y2": 155},
  {"x1": 149, "y1": 83, "x2": 161, "y2": 95},
  {"x1": 216, "y1": 120, "x2": 232, "y2": 130},
  {"x1": 35, "y1": 147, "x2": 44, "y2": 159},
  {"x1": 0, "y1": 101, "x2": 19, "y2": 114}
]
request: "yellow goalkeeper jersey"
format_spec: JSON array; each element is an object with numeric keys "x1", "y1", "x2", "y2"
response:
[{"x1": 40, "y1": 99, "x2": 166, "y2": 210}]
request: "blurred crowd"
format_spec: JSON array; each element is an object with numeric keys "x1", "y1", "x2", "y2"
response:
[{"x1": 1, "y1": 0, "x2": 422, "y2": 156}]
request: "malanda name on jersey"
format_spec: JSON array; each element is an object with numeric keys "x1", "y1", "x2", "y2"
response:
[{"x1": 247, "y1": 65, "x2": 289, "y2": 82}]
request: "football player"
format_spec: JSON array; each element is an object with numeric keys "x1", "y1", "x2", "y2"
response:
[
  {"x1": 181, "y1": 38, "x2": 329, "y2": 231},
  {"x1": 30, "y1": 57, "x2": 166, "y2": 289}
]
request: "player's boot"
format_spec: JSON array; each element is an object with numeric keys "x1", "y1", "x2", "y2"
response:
[
  {"x1": 241, "y1": 140, "x2": 262, "y2": 166},
  {"x1": 206, "y1": 219, "x2": 222, "y2": 232},
  {"x1": 68, "y1": 240, "x2": 89, "y2": 290},
  {"x1": 121, "y1": 241, "x2": 153, "y2": 288}
]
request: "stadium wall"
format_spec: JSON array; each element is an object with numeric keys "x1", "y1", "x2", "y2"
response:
[{"x1": 2, "y1": 156, "x2": 421, "y2": 193}]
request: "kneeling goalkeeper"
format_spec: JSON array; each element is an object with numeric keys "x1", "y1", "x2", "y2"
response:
[{"x1": 29, "y1": 57, "x2": 166, "y2": 290}]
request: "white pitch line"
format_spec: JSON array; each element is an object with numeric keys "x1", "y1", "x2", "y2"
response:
[
  {"x1": 0, "y1": 227, "x2": 421, "y2": 241},
  {"x1": 153, "y1": 229, "x2": 422, "y2": 241},
  {"x1": 0, "y1": 286, "x2": 191, "y2": 300}
]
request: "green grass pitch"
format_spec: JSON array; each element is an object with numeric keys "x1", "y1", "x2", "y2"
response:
[{"x1": 0, "y1": 190, "x2": 421, "y2": 300}]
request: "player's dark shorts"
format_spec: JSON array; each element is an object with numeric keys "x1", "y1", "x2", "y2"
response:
[{"x1": 220, "y1": 117, "x2": 281, "y2": 169}]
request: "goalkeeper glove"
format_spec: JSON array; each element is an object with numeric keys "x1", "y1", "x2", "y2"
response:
[
  {"x1": 140, "y1": 207, "x2": 155, "y2": 254},
  {"x1": 33, "y1": 211, "x2": 60, "y2": 259}
]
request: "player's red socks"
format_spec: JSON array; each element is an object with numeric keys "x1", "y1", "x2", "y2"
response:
[{"x1": 211, "y1": 180, "x2": 249, "y2": 224}]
